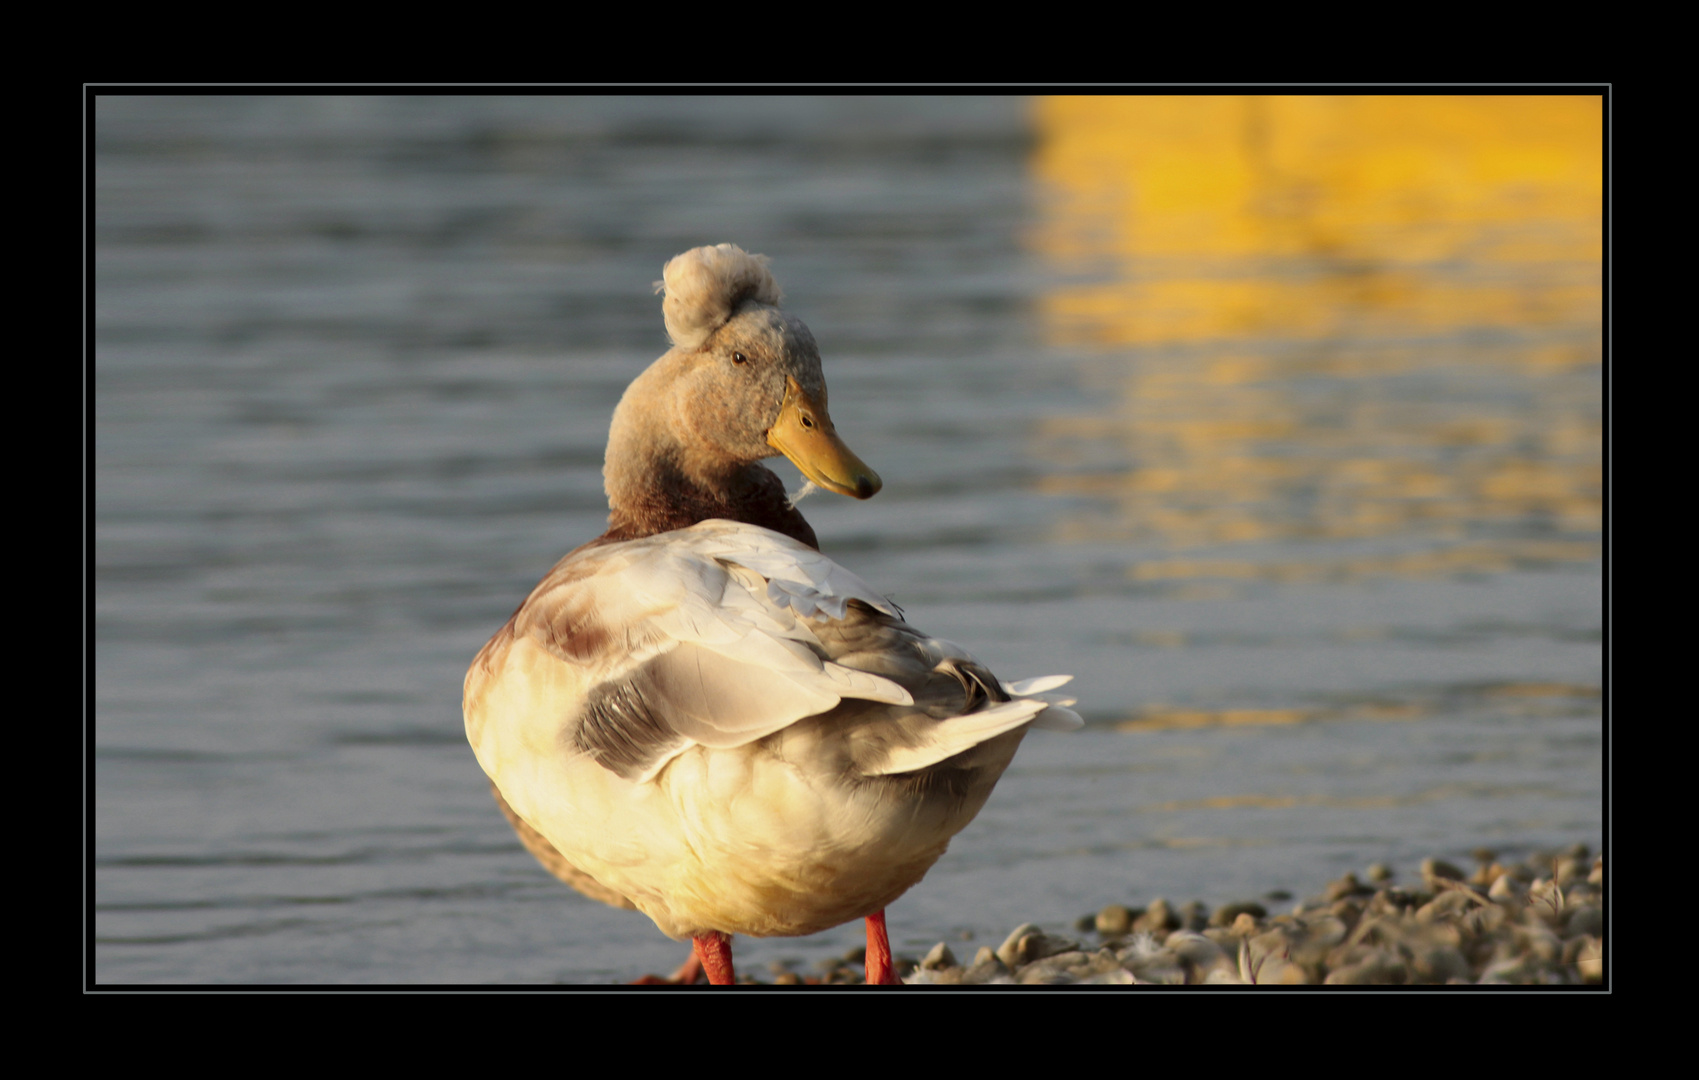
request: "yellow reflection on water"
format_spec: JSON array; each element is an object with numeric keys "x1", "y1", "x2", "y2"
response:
[
  {"x1": 1029, "y1": 96, "x2": 1602, "y2": 569},
  {"x1": 1115, "y1": 682, "x2": 1594, "y2": 732}
]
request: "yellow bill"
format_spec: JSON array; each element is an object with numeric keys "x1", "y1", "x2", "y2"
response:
[{"x1": 766, "y1": 376, "x2": 882, "y2": 500}]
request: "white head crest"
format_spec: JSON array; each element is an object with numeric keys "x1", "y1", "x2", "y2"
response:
[{"x1": 654, "y1": 243, "x2": 785, "y2": 350}]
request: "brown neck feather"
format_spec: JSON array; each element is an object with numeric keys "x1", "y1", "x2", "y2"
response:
[{"x1": 600, "y1": 463, "x2": 819, "y2": 550}]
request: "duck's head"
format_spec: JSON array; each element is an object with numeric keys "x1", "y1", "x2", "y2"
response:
[{"x1": 634, "y1": 244, "x2": 882, "y2": 501}]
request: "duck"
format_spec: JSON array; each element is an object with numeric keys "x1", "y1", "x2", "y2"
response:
[{"x1": 463, "y1": 243, "x2": 1080, "y2": 985}]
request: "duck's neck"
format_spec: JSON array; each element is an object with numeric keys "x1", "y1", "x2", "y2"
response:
[{"x1": 600, "y1": 396, "x2": 819, "y2": 549}]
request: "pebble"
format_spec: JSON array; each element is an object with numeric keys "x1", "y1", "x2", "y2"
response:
[
  {"x1": 732, "y1": 844, "x2": 1606, "y2": 986},
  {"x1": 1132, "y1": 898, "x2": 1178, "y2": 935},
  {"x1": 1488, "y1": 873, "x2": 1527, "y2": 903},
  {"x1": 1421, "y1": 857, "x2": 1466, "y2": 885},
  {"x1": 995, "y1": 923, "x2": 1079, "y2": 969},
  {"x1": 1324, "y1": 872, "x2": 1374, "y2": 901},
  {"x1": 1211, "y1": 900, "x2": 1268, "y2": 927},
  {"x1": 1095, "y1": 903, "x2": 1134, "y2": 937},
  {"x1": 919, "y1": 942, "x2": 958, "y2": 970}
]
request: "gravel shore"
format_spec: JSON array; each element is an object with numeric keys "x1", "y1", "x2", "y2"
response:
[{"x1": 746, "y1": 844, "x2": 1604, "y2": 986}]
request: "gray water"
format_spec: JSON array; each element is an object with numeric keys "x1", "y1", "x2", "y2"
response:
[{"x1": 93, "y1": 95, "x2": 1604, "y2": 985}]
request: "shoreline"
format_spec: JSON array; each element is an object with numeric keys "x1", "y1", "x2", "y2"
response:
[{"x1": 744, "y1": 843, "x2": 1604, "y2": 986}]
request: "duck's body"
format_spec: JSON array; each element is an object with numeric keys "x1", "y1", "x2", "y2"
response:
[
  {"x1": 464, "y1": 244, "x2": 1077, "y2": 980},
  {"x1": 467, "y1": 518, "x2": 1074, "y2": 941}
]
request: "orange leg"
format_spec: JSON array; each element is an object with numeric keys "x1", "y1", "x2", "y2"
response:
[
  {"x1": 669, "y1": 952, "x2": 705, "y2": 984},
  {"x1": 864, "y1": 909, "x2": 902, "y2": 985},
  {"x1": 693, "y1": 932, "x2": 737, "y2": 985}
]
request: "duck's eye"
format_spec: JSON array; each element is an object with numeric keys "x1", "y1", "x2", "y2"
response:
[
  {"x1": 732, "y1": 352, "x2": 748, "y2": 365},
  {"x1": 801, "y1": 414, "x2": 815, "y2": 429}
]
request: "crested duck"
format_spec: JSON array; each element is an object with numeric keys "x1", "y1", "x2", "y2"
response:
[{"x1": 464, "y1": 244, "x2": 1080, "y2": 984}]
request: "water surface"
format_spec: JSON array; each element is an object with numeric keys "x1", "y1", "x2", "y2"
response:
[{"x1": 94, "y1": 95, "x2": 1603, "y2": 984}]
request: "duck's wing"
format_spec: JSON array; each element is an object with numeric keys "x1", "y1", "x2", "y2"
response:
[
  {"x1": 465, "y1": 520, "x2": 1078, "y2": 792},
  {"x1": 466, "y1": 521, "x2": 914, "y2": 788}
]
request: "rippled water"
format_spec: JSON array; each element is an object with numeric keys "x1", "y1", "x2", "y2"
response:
[{"x1": 93, "y1": 95, "x2": 1603, "y2": 984}]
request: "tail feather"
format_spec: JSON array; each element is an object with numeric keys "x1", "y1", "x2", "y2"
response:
[{"x1": 866, "y1": 698, "x2": 1049, "y2": 776}]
